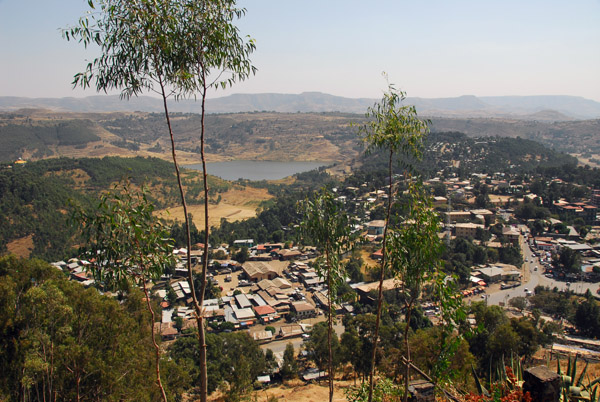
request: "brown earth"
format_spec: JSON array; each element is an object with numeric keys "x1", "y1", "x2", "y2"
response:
[
  {"x1": 206, "y1": 379, "x2": 355, "y2": 402},
  {"x1": 158, "y1": 187, "x2": 273, "y2": 226},
  {"x1": 6, "y1": 234, "x2": 34, "y2": 258}
]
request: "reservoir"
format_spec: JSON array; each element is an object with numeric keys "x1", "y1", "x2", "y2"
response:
[{"x1": 185, "y1": 160, "x2": 331, "y2": 181}]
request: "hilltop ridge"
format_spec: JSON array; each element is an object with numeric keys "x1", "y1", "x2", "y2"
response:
[{"x1": 1, "y1": 92, "x2": 600, "y2": 120}]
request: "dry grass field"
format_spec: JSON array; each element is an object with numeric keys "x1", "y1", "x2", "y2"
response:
[
  {"x1": 157, "y1": 186, "x2": 273, "y2": 227},
  {"x1": 205, "y1": 379, "x2": 354, "y2": 402}
]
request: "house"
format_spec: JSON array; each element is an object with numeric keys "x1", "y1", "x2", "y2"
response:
[
  {"x1": 232, "y1": 307, "x2": 256, "y2": 327},
  {"x1": 155, "y1": 322, "x2": 178, "y2": 341},
  {"x1": 470, "y1": 209, "x2": 495, "y2": 224},
  {"x1": 271, "y1": 277, "x2": 292, "y2": 289},
  {"x1": 353, "y1": 278, "x2": 402, "y2": 304},
  {"x1": 476, "y1": 264, "x2": 521, "y2": 283},
  {"x1": 278, "y1": 324, "x2": 304, "y2": 338},
  {"x1": 455, "y1": 223, "x2": 484, "y2": 238},
  {"x1": 248, "y1": 329, "x2": 275, "y2": 344},
  {"x1": 253, "y1": 305, "x2": 279, "y2": 324},
  {"x1": 502, "y1": 226, "x2": 523, "y2": 247},
  {"x1": 234, "y1": 239, "x2": 254, "y2": 248},
  {"x1": 367, "y1": 220, "x2": 386, "y2": 236},
  {"x1": 475, "y1": 267, "x2": 504, "y2": 283},
  {"x1": 371, "y1": 248, "x2": 383, "y2": 260},
  {"x1": 242, "y1": 261, "x2": 280, "y2": 282},
  {"x1": 433, "y1": 196, "x2": 448, "y2": 207},
  {"x1": 276, "y1": 249, "x2": 303, "y2": 261},
  {"x1": 291, "y1": 301, "x2": 317, "y2": 319},
  {"x1": 298, "y1": 269, "x2": 325, "y2": 288},
  {"x1": 234, "y1": 293, "x2": 253, "y2": 309},
  {"x1": 445, "y1": 211, "x2": 472, "y2": 222}
]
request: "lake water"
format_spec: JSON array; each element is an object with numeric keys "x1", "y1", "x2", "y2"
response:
[{"x1": 185, "y1": 160, "x2": 331, "y2": 181}]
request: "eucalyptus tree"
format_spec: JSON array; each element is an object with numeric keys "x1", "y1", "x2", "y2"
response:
[
  {"x1": 300, "y1": 188, "x2": 352, "y2": 402},
  {"x1": 386, "y1": 181, "x2": 444, "y2": 402},
  {"x1": 358, "y1": 84, "x2": 428, "y2": 402},
  {"x1": 74, "y1": 180, "x2": 175, "y2": 401},
  {"x1": 64, "y1": 1, "x2": 255, "y2": 399}
]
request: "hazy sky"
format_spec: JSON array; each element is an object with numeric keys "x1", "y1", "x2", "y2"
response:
[{"x1": 1, "y1": 0, "x2": 599, "y2": 101}]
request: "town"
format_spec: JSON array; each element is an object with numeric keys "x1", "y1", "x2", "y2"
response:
[{"x1": 50, "y1": 161, "x2": 600, "y2": 384}]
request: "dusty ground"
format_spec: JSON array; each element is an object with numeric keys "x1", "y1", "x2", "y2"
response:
[
  {"x1": 158, "y1": 187, "x2": 273, "y2": 227},
  {"x1": 535, "y1": 347, "x2": 600, "y2": 381},
  {"x1": 6, "y1": 234, "x2": 34, "y2": 258},
  {"x1": 206, "y1": 379, "x2": 355, "y2": 402}
]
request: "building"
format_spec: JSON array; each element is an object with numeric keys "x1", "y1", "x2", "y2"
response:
[
  {"x1": 475, "y1": 266, "x2": 504, "y2": 283},
  {"x1": 446, "y1": 211, "x2": 472, "y2": 222},
  {"x1": 367, "y1": 220, "x2": 386, "y2": 236},
  {"x1": 291, "y1": 301, "x2": 317, "y2": 319},
  {"x1": 455, "y1": 223, "x2": 484, "y2": 238},
  {"x1": 234, "y1": 239, "x2": 254, "y2": 248},
  {"x1": 433, "y1": 196, "x2": 448, "y2": 207},
  {"x1": 502, "y1": 226, "x2": 523, "y2": 247},
  {"x1": 476, "y1": 264, "x2": 521, "y2": 283},
  {"x1": 353, "y1": 278, "x2": 402, "y2": 304},
  {"x1": 554, "y1": 201, "x2": 598, "y2": 226},
  {"x1": 253, "y1": 305, "x2": 279, "y2": 324},
  {"x1": 242, "y1": 261, "x2": 280, "y2": 282},
  {"x1": 278, "y1": 324, "x2": 304, "y2": 338},
  {"x1": 276, "y1": 249, "x2": 303, "y2": 261}
]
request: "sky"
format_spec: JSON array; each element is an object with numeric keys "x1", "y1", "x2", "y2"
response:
[{"x1": 1, "y1": 0, "x2": 599, "y2": 101}]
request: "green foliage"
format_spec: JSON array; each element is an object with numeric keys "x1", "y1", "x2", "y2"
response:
[
  {"x1": 0, "y1": 255, "x2": 188, "y2": 401},
  {"x1": 498, "y1": 244, "x2": 523, "y2": 266},
  {"x1": 280, "y1": 343, "x2": 298, "y2": 380},
  {"x1": 300, "y1": 188, "x2": 351, "y2": 300},
  {"x1": 169, "y1": 331, "x2": 266, "y2": 399},
  {"x1": 345, "y1": 378, "x2": 403, "y2": 402},
  {"x1": 553, "y1": 247, "x2": 582, "y2": 275},
  {"x1": 0, "y1": 161, "x2": 88, "y2": 260},
  {"x1": 304, "y1": 322, "x2": 342, "y2": 372},
  {"x1": 73, "y1": 180, "x2": 174, "y2": 289},
  {"x1": 508, "y1": 296, "x2": 528, "y2": 311},
  {"x1": 529, "y1": 286, "x2": 576, "y2": 321},
  {"x1": 387, "y1": 182, "x2": 442, "y2": 303},
  {"x1": 359, "y1": 84, "x2": 428, "y2": 162},
  {"x1": 358, "y1": 83, "x2": 430, "y2": 402},
  {"x1": 342, "y1": 314, "x2": 378, "y2": 381},
  {"x1": 409, "y1": 326, "x2": 475, "y2": 385},
  {"x1": 0, "y1": 120, "x2": 100, "y2": 161},
  {"x1": 300, "y1": 188, "x2": 352, "y2": 401},
  {"x1": 574, "y1": 292, "x2": 600, "y2": 338},
  {"x1": 468, "y1": 302, "x2": 545, "y2": 375},
  {"x1": 210, "y1": 193, "x2": 304, "y2": 245},
  {"x1": 346, "y1": 254, "x2": 365, "y2": 283}
]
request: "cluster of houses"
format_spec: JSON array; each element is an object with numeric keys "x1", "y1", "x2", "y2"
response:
[{"x1": 52, "y1": 167, "x2": 600, "y2": 348}]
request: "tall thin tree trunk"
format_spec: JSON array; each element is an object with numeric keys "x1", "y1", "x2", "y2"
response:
[
  {"x1": 326, "y1": 248, "x2": 334, "y2": 402},
  {"x1": 158, "y1": 78, "x2": 206, "y2": 401},
  {"x1": 368, "y1": 149, "x2": 394, "y2": 402},
  {"x1": 403, "y1": 302, "x2": 413, "y2": 402},
  {"x1": 142, "y1": 277, "x2": 167, "y2": 402},
  {"x1": 196, "y1": 68, "x2": 210, "y2": 402}
]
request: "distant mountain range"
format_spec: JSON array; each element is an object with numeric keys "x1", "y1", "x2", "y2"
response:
[{"x1": 1, "y1": 92, "x2": 600, "y2": 120}]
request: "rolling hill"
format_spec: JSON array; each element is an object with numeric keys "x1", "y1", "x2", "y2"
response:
[{"x1": 1, "y1": 93, "x2": 600, "y2": 119}]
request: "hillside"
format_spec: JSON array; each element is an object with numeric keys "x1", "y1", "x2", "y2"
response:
[
  {"x1": 1, "y1": 92, "x2": 600, "y2": 119},
  {"x1": 0, "y1": 157, "x2": 247, "y2": 260},
  {"x1": 1, "y1": 109, "x2": 598, "y2": 165}
]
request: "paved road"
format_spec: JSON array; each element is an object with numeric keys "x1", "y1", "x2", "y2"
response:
[{"x1": 485, "y1": 233, "x2": 599, "y2": 306}]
